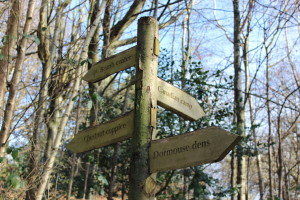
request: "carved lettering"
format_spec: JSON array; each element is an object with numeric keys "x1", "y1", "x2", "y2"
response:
[
  {"x1": 92, "y1": 55, "x2": 133, "y2": 78},
  {"x1": 158, "y1": 86, "x2": 193, "y2": 109},
  {"x1": 152, "y1": 140, "x2": 210, "y2": 159},
  {"x1": 84, "y1": 123, "x2": 126, "y2": 143}
]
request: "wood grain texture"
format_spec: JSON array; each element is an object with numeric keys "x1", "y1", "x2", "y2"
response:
[
  {"x1": 150, "y1": 126, "x2": 242, "y2": 173},
  {"x1": 82, "y1": 46, "x2": 136, "y2": 83},
  {"x1": 157, "y1": 78, "x2": 205, "y2": 121},
  {"x1": 67, "y1": 111, "x2": 134, "y2": 153}
]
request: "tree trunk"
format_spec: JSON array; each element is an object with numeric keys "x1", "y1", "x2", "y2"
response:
[
  {"x1": 277, "y1": 116, "x2": 283, "y2": 199},
  {"x1": 0, "y1": 0, "x2": 36, "y2": 157},
  {"x1": 265, "y1": 37, "x2": 274, "y2": 200},
  {"x1": 67, "y1": 80, "x2": 82, "y2": 200},
  {"x1": 128, "y1": 16, "x2": 159, "y2": 200},
  {"x1": 232, "y1": 1, "x2": 247, "y2": 199},
  {"x1": 231, "y1": 150, "x2": 236, "y2": 200},
  {"x1": 249, "y1": 97, "x2": 264, "y2": 200},
  {"x1": 108, "y1": 143, "x2": 120, "y2": 200},
  {"x1": 0, "y1": 0, "x2": 21, "y2": 120},
  {"x1": 108, "y1": 86, "x2": 130, "y2": 200},
  {"x1": 67, "y1": 154, "x2": 78, "y2": 200},
  {"x1": 243, "y1": 13, "x2": 264, "y2": 199},
  {"x1": 26, "y1": 0, "x2": 54, "y2": 198},
  {"x1": 34, "y1": 2, "x2": 106, "y2": 199},
  {"x1": 87, "y1": 0, "x2": 101, "y2": 126},
  {"x1": 82, "y1": 162, "x2": 90, "y2": 200}
]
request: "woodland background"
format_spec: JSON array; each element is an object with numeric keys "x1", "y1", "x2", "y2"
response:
[{"x1": 0, "y1": 0, "x2": 299, "y2": 199}]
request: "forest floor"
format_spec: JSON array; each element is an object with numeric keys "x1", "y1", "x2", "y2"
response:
[{"x1": 59, "y1": 195, "x2": 125, "y2": 200}]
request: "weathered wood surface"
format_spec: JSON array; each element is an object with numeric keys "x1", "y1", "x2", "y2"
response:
[
  {"x1": 67, "y1": 111, "x2": 134, "y2": 153},
  {"x1": 149, "y1": 126, "x2": 242, "y2": 173},
  {"x1": 82, "y1": 46, "x2": 137, "y2": 83},
  {"x1": 157, "y1": 78, "x2": 205, "y2": 121},
  {"x1": 128, "y1": 17, "x2": 159, "y2": 200}
]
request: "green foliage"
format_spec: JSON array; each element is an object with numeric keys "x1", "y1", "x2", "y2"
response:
[
  {"x1": 23, "y1": 34, "x2": 40, "y2": 45},
  {"x1": 268, "y1": 197, "x2": 284, "y2": 200},
  {"x1": 0, "y1": 147, "x2": 27, "y2": 199},
  {"x1": 155, "y1": 48, "x2": 236, "y2": 198},
  {"x1": 289, "y1": 184, "x2": 300, "y2": 191}
]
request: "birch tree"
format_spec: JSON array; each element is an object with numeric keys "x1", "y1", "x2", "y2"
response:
[{"x1": 0, "y1": 0, "x2": 36, "y2": 157}]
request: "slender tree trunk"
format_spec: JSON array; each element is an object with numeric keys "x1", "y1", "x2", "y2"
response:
[
  {"x1": 0, "y1": 0, "x2": 36, "y2": 157},
  {"x1": 248, "y1": 97, "x2": 264, "y2": 199},
  {"x1": 88, "y1": 0, "x2": 101, "y2": 126},
  {"x1": 102, "y1": 0, "x2": 113, "y2": 58},
  {"x1": 67, "y1": 82, "x2": 83, "y2": 200},
  {"x1": 0, "y1": 0, "x2": 21, "y2": 120},
  {"x1": 265, "y1": 40, "x2": 274, "y2": 200},
  {"x1": 283, "y1": 164, "x2": 290, "y2": 200},
  {"x1": 26, "y1": 0, "x2": 49, "y2": 197},
  {"x1": 34, "y1": 2, "x2": 106, "y2": 199},
  {"x1": 108, "y1": 86, "x2": 130, "y2": 200},
  {"x1": 82, "y1": 162, "x2": 90, "y2": 200},
  {"x1": 181, "y1": 12, "x2": 190, "y2": 199},
  {"x1": 85, "y1": 2, "x2": 102, "y2": 199},
  {"x1": 296, "y1": 127, "x2": 300, "y2": 200},
  {"x1": 128, "y1": 16, "x2": 159, "y2": 200},
  {"x1": 108, "y1": 143, "x2": 120, "y2": 200},
  {"x1": 54, "y1": 173, "x2": 59, "y2": 199},
  {"x1": 67, "y1": 154, "x2": 78, "y2": 200},
  {"x1": 242, "y1": 13, "x2": 264, "y2": 199},
  {"x1": 181, "y1": 15, "x2": 187, "y2": 89},
  {"x1": 277, "y1": 118, "x2": 283, "y2": 199},
  {"x1": 233, "y1": 1, "x2": 247, "y2": 199},
  {"x1": 170, "y1": 20, "x2": 176, "y2": 83},
  {"x1": 231, "y1": 150, "x2": 236, "y2": 200}
]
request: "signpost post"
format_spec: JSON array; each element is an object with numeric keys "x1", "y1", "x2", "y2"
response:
[
  {"x1": 66, "y1": 16, "x2": 242, "y2": 200},
  {"x1": 128, "y1": 16, "x2": 159, "y2": 200}
]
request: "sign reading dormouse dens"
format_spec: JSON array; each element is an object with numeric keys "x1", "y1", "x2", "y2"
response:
[{"x1": 149, "y1": 126, "x2": 241, "y2": 173}]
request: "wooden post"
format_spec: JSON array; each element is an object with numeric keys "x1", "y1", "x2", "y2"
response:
[{"x1": 128, "y1": 17, "x2": 159, "y2": 200}]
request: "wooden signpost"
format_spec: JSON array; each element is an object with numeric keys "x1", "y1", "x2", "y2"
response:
[
  {"x1": 82, "y1": 46, "x2": 137, "y2": 83},
  {"x1": 149, "y1": 126, "x2": 242, "y2": 173},
  {"x1": 157, "y1": 78, "x2": 205, "y2": 121},
  {"x1": 67, "y1": 111, "x2": 134, "y2": 153},
  {"x1": 67, "y1": 16, "x2": 241, "y2": 200}
]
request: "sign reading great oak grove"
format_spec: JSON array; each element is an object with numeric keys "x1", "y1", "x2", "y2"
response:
[
  {"x1": 83, "y1": 46, "x2": 137, "y2": 83},
  {"x1": 157, "y1": 78, "x2": 205, "y2": 121},
  {"x1": 67, "y1": 111, "x2": 134, "y2": 153},
  {"x1": 149, "y1": 126, "x2": 241, "y2": 173}
]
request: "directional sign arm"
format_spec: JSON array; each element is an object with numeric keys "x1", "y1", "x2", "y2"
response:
[
  {"x1": 82, "y1": 46, "x2": 137, "y2": 83},
  {"x1": 67, "y1": 111, "x2": 134, "y2": 153},
  {"x1": 157, "y1": 78, "x2": 205, "y2": 121},
  {"x1": 149, "y1": 126, "x2": 242, "y2": 173}
]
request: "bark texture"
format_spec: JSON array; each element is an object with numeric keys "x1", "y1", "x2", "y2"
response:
[
  {"x1": 0, "y1": 0, "x2": 21, "y2": 119},
  {"x1": 34, "y1": 1, "x2": 106, "y2": 199},
  {"x1": 233, "y1": 0, "x2": 247, "y2": 199},
  {"x1": 128, "y1": 17, "x2": 158, "y2": 200},
  {"x1": 0, "y1": 0, "x2": 36, "y2": 157}
]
